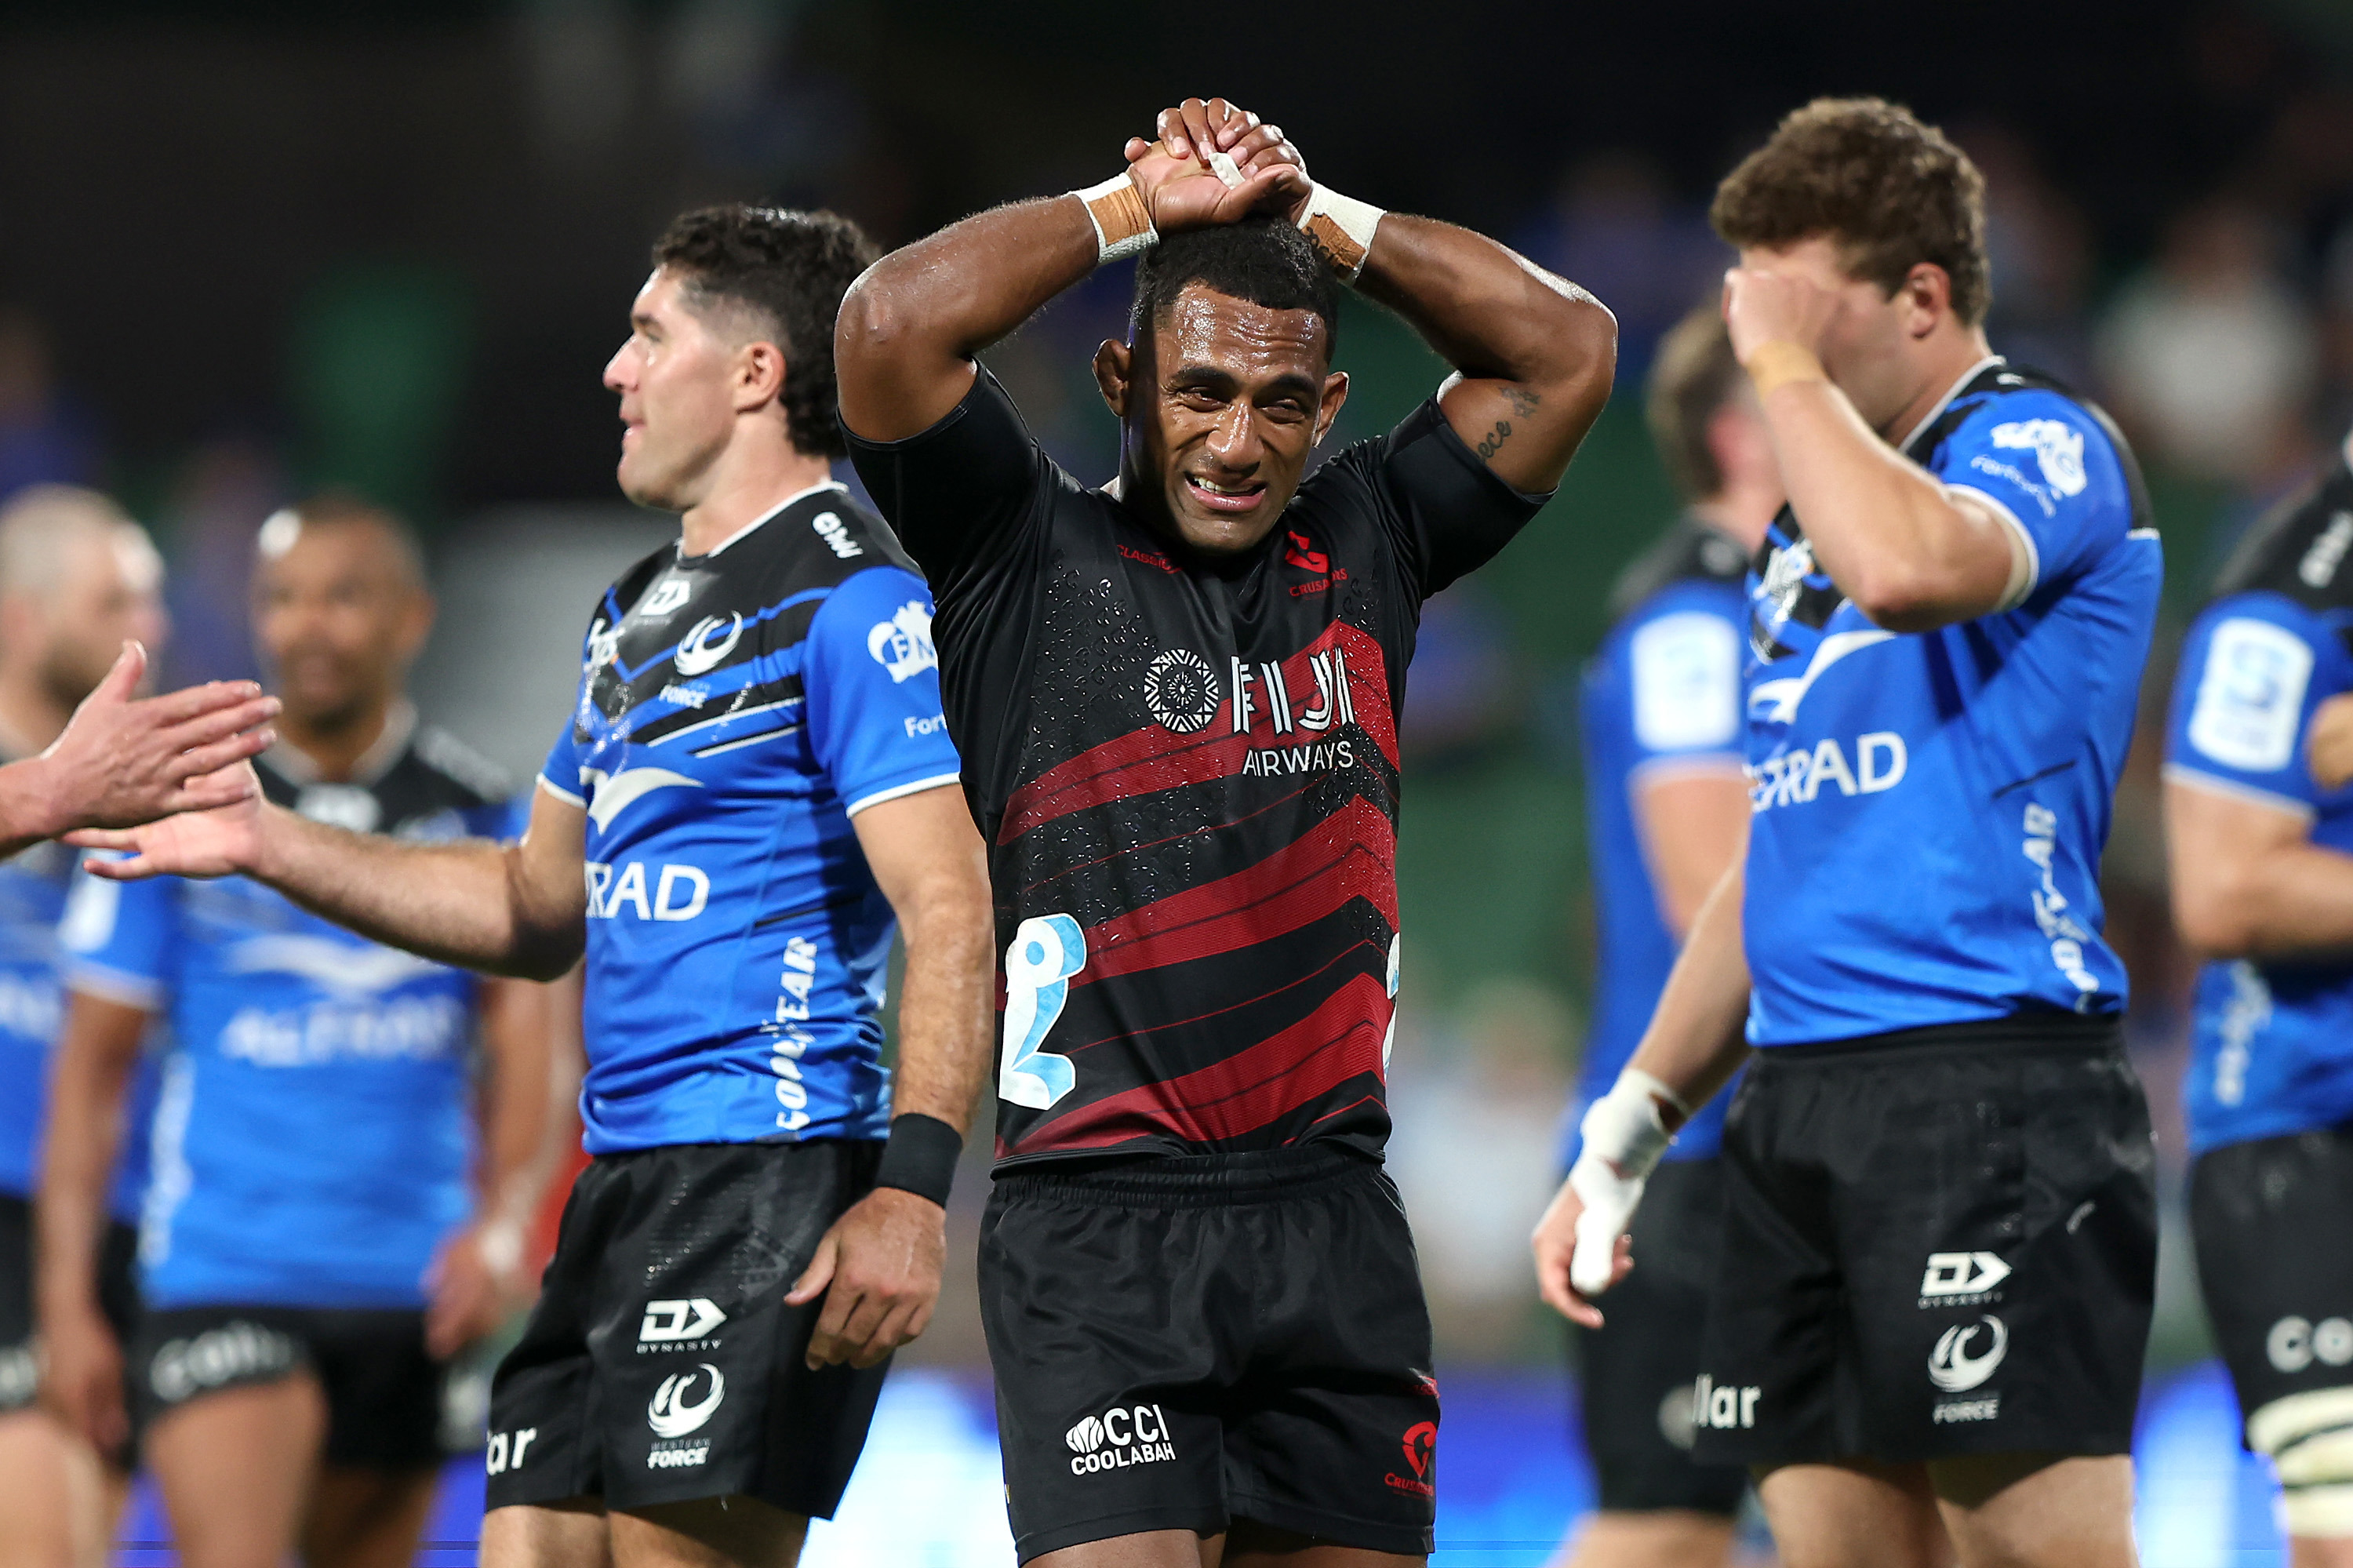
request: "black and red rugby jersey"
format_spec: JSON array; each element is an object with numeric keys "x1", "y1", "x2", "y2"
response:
[{"x1": 849, "y1": 367, "x2": 1546, "y2": 1168}]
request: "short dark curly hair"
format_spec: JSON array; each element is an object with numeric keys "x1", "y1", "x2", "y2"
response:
[
  {"x1": 1711, "y1": 97, "x2": 1991, "y2": 326},
  {"x1": 653, "y1": 205, "x2": 880, "y2": 460},
  {"x1": 1130, "y1": 216, "x2": 1341, "y2": 360}
]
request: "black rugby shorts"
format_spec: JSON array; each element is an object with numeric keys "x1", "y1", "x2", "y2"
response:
[
  {"x1": 981, "y1": 1146, "x2": 1440, "y2": 1562},
  {"x1": 0, "y1": 1191, "x2": 140, "y2": 1464},
  {"x1": 1692, "y1": 1015, "x2": 2155, "y2": 1468},
  {"x1": 2191, "y1": 1124, "x2": 2353, "y2": 1434},
  {"x1": 484, "y1": 1139, "x2": 887, "y2": 1517},
  {"x1": 1573, "y1": 1156, "x2": 1747, "y2": 1516},
  {"x1": 132, "y1": 1304, "x2": 446, "y2": 1469}
]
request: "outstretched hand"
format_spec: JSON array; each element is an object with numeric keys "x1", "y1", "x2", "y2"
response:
[
  {"x1": 1122, "y1": 96, "x2": 1308, "y2": 233},
  {"x1": 27, "y1": 643, "x2": 278, "y2": 839},
  {"x1": 67, "y1": 762, "x2": 267, "y2": 881}
]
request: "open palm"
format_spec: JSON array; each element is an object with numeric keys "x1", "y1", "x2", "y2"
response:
[{"x1": 67, "y1": 762, "x2": 266, "y2": 880}]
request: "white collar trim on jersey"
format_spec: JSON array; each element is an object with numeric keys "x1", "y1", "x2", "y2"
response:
[
  {"x1": 693, "y1": 479, "x2": 850, "y2": 560},
  {"x1": 264, "y1": 698, "x2": 416, "y2": 788},
  {"x1": 1896, "y1": 354, "x2": 2006, "y2": 454}
]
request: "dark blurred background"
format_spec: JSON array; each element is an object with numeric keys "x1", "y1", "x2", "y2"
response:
[{"x1": 8, "y1": 3, "x2": 2353, "y2": 1555}]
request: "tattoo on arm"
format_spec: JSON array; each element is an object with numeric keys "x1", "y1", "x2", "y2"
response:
[
  {"x1": 1475, "y1": 419, "x2": 1513, "y2": 460},
  {"x1": 1500, "y1": 386, "x2": 1541, "y2": 419}
]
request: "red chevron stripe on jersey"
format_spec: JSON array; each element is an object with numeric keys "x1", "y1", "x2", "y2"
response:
[
  {"x1": 1010, "y1": 970, "x2": 1391, "y2": 1152},
  {"x1": 997, "y1": 620, "x2": 1399, "y2": 846},
  {"x1": 1073, "y1": 795, "x2": 1398, "y2": 988}
]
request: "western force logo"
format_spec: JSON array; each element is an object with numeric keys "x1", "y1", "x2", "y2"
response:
[
  {"x1": 867, "y1": 600, "x2": 937, "y2": 684},
  {"x1": 1990, "y1": 420, "x2": 2088, "y2": 497},
  {"x1": 1143, "y1": 649, "x2": 1220, "y2": 734},
  {"x1": 1919, "y1": 1251, "x2": 2010, "y2": 1308},
  {"x1": 673, "y1": 613, "x2": 744, "y2": 678},
  {"x1": 647, "y1": 1364, "x2": 726, "y2": 1439},
  {"x1": 640, "y1": 1298, "x2": 726, "y2": 1347},
  {"x1": 1067, "y1": 1404, "x2": 1176, "y2": 1475},
  {"x1": 1384, "y1": 1421, "x2": 1437, "y2": 1499},
  {"x1": 1928, "y1": 1315, "x2": 2009, "y2": 1393}
]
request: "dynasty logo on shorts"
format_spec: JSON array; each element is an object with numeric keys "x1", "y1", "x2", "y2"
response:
[
  {"x1": 1384, "y1": 1421, "x2": 1438, "y2": 1499},
  {"x1": 1064, "y1": 1403, "x2": 1175, "y2": 1475},
  {"x1": 1929, "y1": 1314, "x2": 2008, "y2": 1424},
  {"x1": 638, "y1": 1297, "x2": 726, "y2": 1353},
  {"x1": 646, "y1": 1362, "x2": 725, "y2": 1470},
  {"x1": 1918, "y1": 1251, "x2": 2010, "y2": 1309}
]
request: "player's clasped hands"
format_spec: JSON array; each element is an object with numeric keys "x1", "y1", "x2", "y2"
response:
[{"x1": 1122, "y1": 96, "x2": 1310, "y2": 232}]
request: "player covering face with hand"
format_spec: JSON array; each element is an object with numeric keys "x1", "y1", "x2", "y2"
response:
[
  {"x1": 1533, "y1": 98, "x2": 2160, "y2": 1568},
  {"x1": 837, "y1": 98, "x2": 1614, "y2": 1566}
]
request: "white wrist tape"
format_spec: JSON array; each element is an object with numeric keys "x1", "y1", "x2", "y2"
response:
[
  {"x1": 1566, "y1": 1068, "x2": 1687, "y2": 1297},
  {"x1": 1297, "y1": 184, "x2": 1386, "y2": 282},
  {"x1": 1074, "y1": 173, "x2": 1157, "y2": 264},
  {"x1": 475, "y1": 1216, "x2": 526, "y2": 1279}
]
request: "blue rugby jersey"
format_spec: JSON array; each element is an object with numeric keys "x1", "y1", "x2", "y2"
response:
[
  {"x1": 61, "y1": 716, "x2": 520, "y2": 1309},
  {"x1": 1566, "y1": 518, "x2": 1751, "y2": 1166},
  {"x1": 0, "y1": 834, "x2": 152, "y2": 1220},
  {"x1": 540, "y1": 482, "x2": 962, "y2": 1154},
  {"x1": 2164, "y1": 454, "x2": 2353, "y2": 1154},
  {"x1": 1740, "y1": 359, "x2": 2160, "y2": 1046}
]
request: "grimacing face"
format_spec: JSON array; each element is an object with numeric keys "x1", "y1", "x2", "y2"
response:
[
  {"x1": 1737, "y1": 235, "x2": 1944, "y2": 437},
  {"x1": 1096, "y1": 285, "x2": 1349, "y2": 556},
  {"x1": 604, "y1": 267, "x2": 751, "y2": 512},
  {"x1": 252, "y1": 518, "x2": 431, "y2": 731}
]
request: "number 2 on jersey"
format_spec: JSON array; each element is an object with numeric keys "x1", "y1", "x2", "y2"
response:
[{"x1": 999, "y1": 914, "x2": 1086, "y2": 1108}]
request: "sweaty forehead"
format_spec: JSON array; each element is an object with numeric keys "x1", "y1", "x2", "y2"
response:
[{"x1": 1151, "y1": 286, "x2": 1330, "y2": 379}]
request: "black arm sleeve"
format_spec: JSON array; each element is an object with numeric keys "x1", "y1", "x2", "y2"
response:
[
  {"x1": 1362, "y1": 399, "x2": 1554, "y2": 598},
  {"x1": 845, "y1": 366, "x2": 1050, "y2": 603}
]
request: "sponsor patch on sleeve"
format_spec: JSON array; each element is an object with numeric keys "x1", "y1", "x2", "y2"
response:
[
  {"x1": 1631, "y1": 610, "x2": 1741, "y2": 752},
  {"x1": 2187, "y1": 617, "x2": 2313, "y2": 774}
]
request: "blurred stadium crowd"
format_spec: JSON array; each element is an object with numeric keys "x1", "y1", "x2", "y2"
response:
[{"x1": 0, "y1": 0, "x2": 2351, "y2": 1383}]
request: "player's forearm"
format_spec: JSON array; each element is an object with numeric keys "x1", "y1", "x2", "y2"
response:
[
  {"x1": 1626, "y1": 857, "x2": 1754, "y2": 1113},
  {"x1": 35, "y1": 1003, "x2": 140, "y2": 1319},
  {"x1": 1761, "y1": 381, "x2": 2007, "y2": 630},
  {"x1": 837, "y1": 198, "x2": 1100, "y2": 442},
  {"x1": 886, "y1": 885, "x2": 995, "y2": 1133},
  {"x1": 473, "y1": 979, "x2": 559, "y2": 1233},
  {"x1": 249, "y1": 806, "x2": 581, "y2": 980},
  {"x1": 1354, "y1": 213, "x2": 1617, "y2": 491},
  {"x1": 0, "y1": 755, "x2": 70, "y2": 858},
  {"x1": 2177, "y1": 841, "x2": 2353, "y2": 961}
]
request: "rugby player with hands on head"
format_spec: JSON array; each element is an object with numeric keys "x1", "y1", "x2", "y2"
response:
[
  {"x1": 1535, "y1": 99, "x2": 2161, "y2": 1568},
  {"x1": 2166, "y1": 422, "x2": 2353, "y2": 1568},
  {"x1": 840, "y1": 96, "x2": 1613, "y2": 1568}
]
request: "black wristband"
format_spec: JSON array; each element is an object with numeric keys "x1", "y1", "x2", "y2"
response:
[{"x1": 873, "y1": 1112, "x2": 962, "y2": 1207}]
